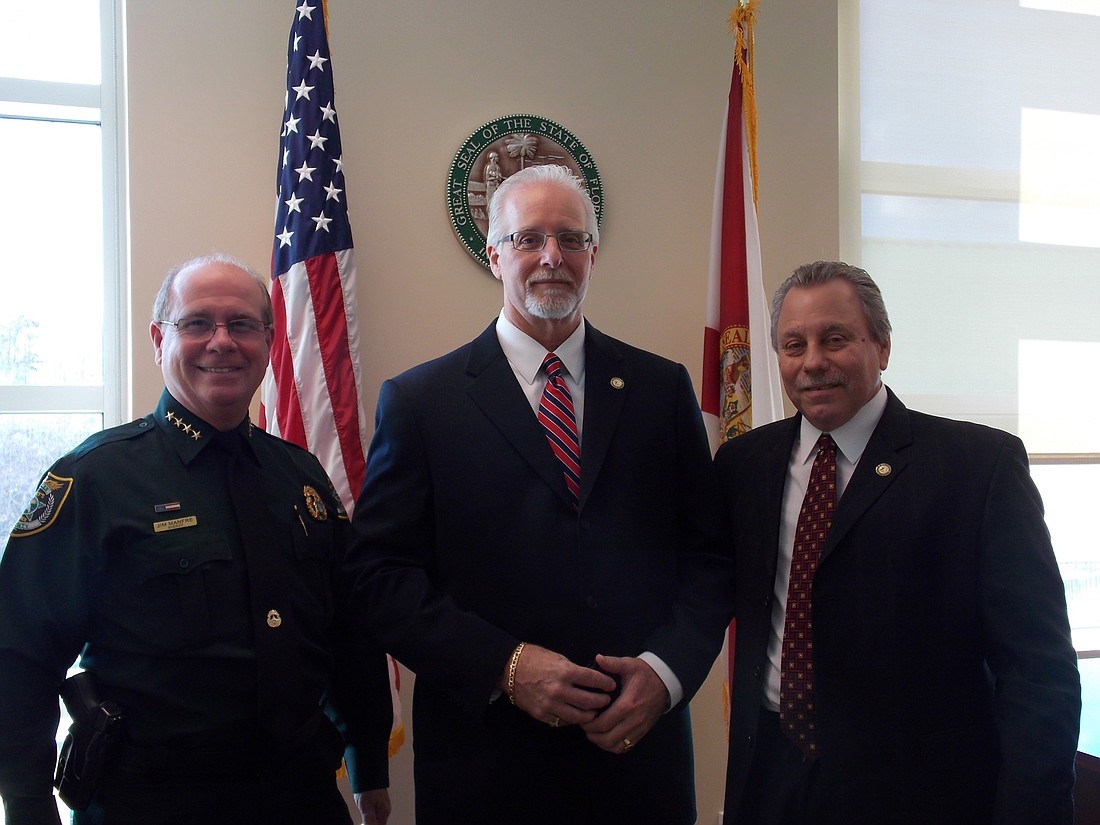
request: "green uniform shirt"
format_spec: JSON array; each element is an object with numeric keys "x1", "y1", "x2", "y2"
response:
[{"x1": 0, "y1": 390, "x2": 390, "y2": 813}]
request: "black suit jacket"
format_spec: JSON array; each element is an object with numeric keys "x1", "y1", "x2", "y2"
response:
[
  {"x1": 346, "y1": 320, "x2": 731, "y2": 824},
  {"x1": 716, "y1": 388, "x2": 1080, "y2": 825}
]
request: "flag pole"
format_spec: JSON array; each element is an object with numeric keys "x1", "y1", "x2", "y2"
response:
[
  {"x1": 703, "y1": 0, "x2": 783, "y2": 734},
  {"x1": 263, "y1": 0, "x2": 405, "y2": 762}
]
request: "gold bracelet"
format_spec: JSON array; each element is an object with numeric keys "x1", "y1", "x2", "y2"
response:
[{"x1": 506, "y1": 642, "x2": 526, "y2": 705}]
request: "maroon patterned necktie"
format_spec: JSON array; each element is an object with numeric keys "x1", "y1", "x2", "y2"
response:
[
  {"x1": 780, "y1": 432, "x2": 837, "y2": 759},
  {"x1": 538, "y1": 353, "x2": 580, "y2": 508}
]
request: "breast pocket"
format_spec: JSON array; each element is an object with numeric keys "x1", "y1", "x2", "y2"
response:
[
  {"x1": 288, "y1": 517, "x2": 338, "y2": 623},
  {"x1": 113, "y1": 529, "x2": 235, "y2": 653}
]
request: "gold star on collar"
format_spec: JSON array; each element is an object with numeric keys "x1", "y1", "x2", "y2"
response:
[{"x1": 164, "y1": 409, "x2": 202, "y2": 441}]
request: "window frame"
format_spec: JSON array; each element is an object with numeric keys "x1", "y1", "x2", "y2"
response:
[
  {"x1": 838, "y1": 0, "x2": 1100, "y2": 663},
  {"x1": 0, "y1": 0, "x2": 127, "y2": 430}
]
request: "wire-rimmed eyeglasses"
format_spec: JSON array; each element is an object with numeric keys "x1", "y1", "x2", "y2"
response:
[
  {"x1": 493, "y1": 231, "x2": 594, "y2": 253},
  {"x1": 157, "y1": 317, "x2": 272, "y2": 341}
]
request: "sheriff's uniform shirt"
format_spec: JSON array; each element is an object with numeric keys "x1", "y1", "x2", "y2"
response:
[{"x1": 0, "y1": 389, "x2": 390, "y2": 815}]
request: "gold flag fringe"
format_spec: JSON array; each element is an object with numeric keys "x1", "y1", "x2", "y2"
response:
[
  {"x1": 721, "y1": 2, "x2": 759, "y2": 736},
  {"x1": 729, "y1": 0, "x2": 760, "y2": 209},
  {"x1": 388, "y1": 722, "x2": 406, "y2": 758}
]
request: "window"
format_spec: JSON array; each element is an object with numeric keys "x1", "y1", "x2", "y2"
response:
[
  {"x1": 842, "y1": 0, "x2": 1100, "y2": 752},
  {"x1": 0, "y1": 1, "x2": 122, "y2": 820},
  {"x1": 0, "y1": 0, "x2": 124, "y2": 535}
]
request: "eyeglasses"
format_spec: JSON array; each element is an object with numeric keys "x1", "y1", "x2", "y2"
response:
[
  {"x1": 158, "y1": 317, "x2": 272, "y2": 340},
  {"x1": 493, "y1": 231, "x2": 594, "y2": 253}
]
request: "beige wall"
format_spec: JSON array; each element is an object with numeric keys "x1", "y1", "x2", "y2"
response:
[{"x1": 125, "y1": 2, "x2": 838, "y2": 822}]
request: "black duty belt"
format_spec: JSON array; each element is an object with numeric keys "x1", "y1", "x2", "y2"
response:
[{"x1": 115, "y1": 710, "x2": 329, "y2": 779}]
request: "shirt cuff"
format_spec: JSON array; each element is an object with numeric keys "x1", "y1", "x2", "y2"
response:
[{"x1": 638, "y1": 651, "x2": 682, "y2": 710}]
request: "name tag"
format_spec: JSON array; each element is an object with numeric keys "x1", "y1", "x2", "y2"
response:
[{"x1": 153, "y1": 516, "x2": 198, "y2": 533}]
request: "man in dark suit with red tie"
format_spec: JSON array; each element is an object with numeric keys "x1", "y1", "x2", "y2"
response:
[
  {"x1": 716, "y1": 260, "x2": 1080, "y2": 824},
  {"x1": 344, "y1": 164, "x2": 731, "y2": 824}
]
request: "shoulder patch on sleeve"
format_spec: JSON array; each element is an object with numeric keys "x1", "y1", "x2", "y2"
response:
[
  {"x1": 327, "y1": 481, "x2": 349, "y2": 520},
  {"x1": 11, "y1": 472, "x2": 74, "y2": 538}
]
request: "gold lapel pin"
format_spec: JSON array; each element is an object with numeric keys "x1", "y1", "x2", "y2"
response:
[
  {"x1": 610, "y1": 377, "x2": 625, "y2": 390},
  {"x1": 875, "y1": 463, "x2": 892, "y2": 476}
]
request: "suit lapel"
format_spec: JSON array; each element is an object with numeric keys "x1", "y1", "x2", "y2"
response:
[
  {"x1": 761, "y1": 420, "x2": 799, "y2": 582},
  {"x1": 576, "y1": 323, "x2": 628, "y2": 510},
  {"x1": 464, "y1": 321, "x2": 576, "y2": 506},
  {"x1": 822, "y1": 389, "x2": 912, "y2": 559}
]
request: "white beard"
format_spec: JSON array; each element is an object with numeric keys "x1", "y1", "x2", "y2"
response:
[{"x1": 525, "y1": 274, "x2": 584, "y2": 320}]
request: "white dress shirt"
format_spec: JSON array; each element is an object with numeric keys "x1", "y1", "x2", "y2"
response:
[
  {"x1": 495, "y1": 310, "x2": 586, "y2": 441},
  {"x1": 762, "y1": 383, "x2": 889, "y2": 710},
  {"x1": 495, "y1": 310, "x2": 684, "y2": 708}
]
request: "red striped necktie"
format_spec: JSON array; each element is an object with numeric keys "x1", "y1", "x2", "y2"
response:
[{"x1": 538, "y1": 353, "x2": 581, "y2": 508}]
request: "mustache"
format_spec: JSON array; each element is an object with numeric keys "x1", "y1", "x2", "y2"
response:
[
  {"x1": 527, "y1": 269, "x2": 570, "y2": 284},
  {"x1": 795, "y1": 372, "x2": 848, "y2": 391}
]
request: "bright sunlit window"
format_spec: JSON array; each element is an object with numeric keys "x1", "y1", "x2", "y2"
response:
[
  {"x1": 1019, "y1": 109, "x2": 1100, "y2": 248},
  {"x1": 0, "y1": 1, "x2": 122, "y2": 816},
  {"x1": 0, "y1": 0, "x2": 102, "y2": 83},
  {"x1": 844, "y1": 0, "x2": 1100, "y2": 753},
  {"x1": 1019, "y1": 0, "x2": 1100, "y2": 15},
  {"x1": 0, "y1": 0, "x2": 123, "y2": 538}
]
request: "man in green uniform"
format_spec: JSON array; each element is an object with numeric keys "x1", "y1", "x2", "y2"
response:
[{"x1": 0, "y1": 255, "x2": 392, "y2": 825}]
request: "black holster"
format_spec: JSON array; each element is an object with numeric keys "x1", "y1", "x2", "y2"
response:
[{"x1": 53, "y1": 671, "x2": 125, "y2": 811}]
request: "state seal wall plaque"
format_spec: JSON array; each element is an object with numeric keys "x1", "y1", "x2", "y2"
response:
[{"x1": 447, "y1": 114, "x2": 604, "y2": 271}]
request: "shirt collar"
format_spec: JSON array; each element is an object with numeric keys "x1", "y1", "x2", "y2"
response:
[
  {"x1": 495, "y1": 310, "x2": 586, "y2": 384},
  {"x1": 154, "y1": 388, "x2": 258, "y2": 465},
  {"x1": 796, "y1": 382, "x2": 888, "y2": 467}
]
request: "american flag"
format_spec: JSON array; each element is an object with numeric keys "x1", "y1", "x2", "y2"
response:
[
  {"x1": 259, "y1": 0, "x2": 404, "y2": 757},
  {"x1": 261, "y1": 0, "x2": 365, "y2": 512}
]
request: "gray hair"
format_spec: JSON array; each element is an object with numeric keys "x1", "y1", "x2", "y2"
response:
[
  {"x1": 486, "y1": 164, "x2": 599, "y2": 249},
  {"x1": 152, "y1": 253, "x2": 273, "y2": 326},
  {"x1": 770, "y1": 260, "x2": 891, "y2": 350}
]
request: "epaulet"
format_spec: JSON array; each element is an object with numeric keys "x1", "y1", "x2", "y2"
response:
[
  {"x1": 250, "y1": 426, "x2": 325, "y2": 464},
  {"x1": 250, "y1": 424, "x2": 301, "y2": 451},
  {"x1": 250, "y1": 427, "x2": 350, "y2": 521},
  {"x1": 68, "y1": 415, "x2": 158, "y2": 461}
]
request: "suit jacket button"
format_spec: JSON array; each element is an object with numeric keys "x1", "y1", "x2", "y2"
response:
[{"x1": 586, "y1": 596, "x2": 598, "y2": 609}]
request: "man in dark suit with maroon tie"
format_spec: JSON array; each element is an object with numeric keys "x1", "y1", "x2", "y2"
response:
[
  {"x1": 344, "y1": 165, "x2": 731, "y2": 824},
  {"x1": 716, "y1": 260, "x2": 1080, "y2": 824}
]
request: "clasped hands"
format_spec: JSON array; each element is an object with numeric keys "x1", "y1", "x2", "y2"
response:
[{"x1": 501, "y1": 643, "x2": 669, "y2": 754}]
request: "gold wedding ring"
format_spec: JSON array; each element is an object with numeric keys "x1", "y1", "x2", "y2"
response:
[
  {"x1": 622, "y1": 737, "x2": 634, "y2": 752},
  {"x1": 549, "y1": 716, "x2": 562, "y2": 728}
]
